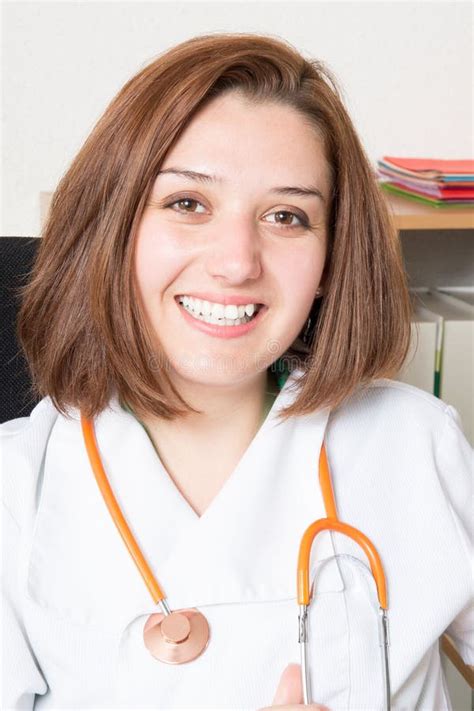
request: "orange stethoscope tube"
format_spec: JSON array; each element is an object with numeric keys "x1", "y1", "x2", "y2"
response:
[
  {"x1": 297, "y1": 443, "x2": 388, "y2": 610},
  {"x1": 297, "y1": 441, "x2": 391, "y2": 709},
  {"x1": 81, "y1": 415, "x2": 166, "y2": 605}
]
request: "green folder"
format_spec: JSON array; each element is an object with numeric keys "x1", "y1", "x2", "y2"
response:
[{"x1": 380, "y1": 181, "x2": 473, "y2": 208}]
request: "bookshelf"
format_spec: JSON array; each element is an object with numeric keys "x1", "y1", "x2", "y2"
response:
[
  {"x1": 387, "y1": 190, "x2": 474, "y2": 697},
  {"x1": 385, "y1": 192, "x2": 474, "y2": 231}
]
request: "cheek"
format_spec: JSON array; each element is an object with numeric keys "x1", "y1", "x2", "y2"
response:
[
  {"x1": 277, "y1": 242, "x2": 326, "y2": 314},
  {"x1": 134, "y1": 220, "x2": 187, "y2": 298}
]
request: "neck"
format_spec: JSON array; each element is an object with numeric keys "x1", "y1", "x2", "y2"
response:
[
  {"x1": 127, "y1": 369, "x2": 282, "y2": 518},
  {"x1": 132, "y1": 368, "x2": 279, "y2": 445}
]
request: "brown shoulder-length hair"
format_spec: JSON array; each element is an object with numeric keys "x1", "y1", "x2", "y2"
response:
[{"x1": 17, "y1": 32, "x2": 412, "y2": 423}]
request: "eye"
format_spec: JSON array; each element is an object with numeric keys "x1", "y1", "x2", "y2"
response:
[
  {"x1": 165, "y1": 197, "x2": 207, "y2": 214},
  {"x1": 264, "y1": 209, "x2": 310, "y2": 230},
  {"x1": 163, "y1": 195, "x2": 310, "y2": 230}
]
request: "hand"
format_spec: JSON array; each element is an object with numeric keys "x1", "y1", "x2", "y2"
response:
[{"x1": 258, "y1": 662, "x2": 330, "y2": 710}]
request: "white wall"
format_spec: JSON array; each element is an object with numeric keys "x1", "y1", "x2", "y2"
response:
[{"x1": 2, "y1": 0, "x2": 472, "y2": 237}]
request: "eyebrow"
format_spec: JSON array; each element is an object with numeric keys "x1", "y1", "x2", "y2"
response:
[{"x1": 156, "y1": 167, "x2": 325, "y2": 204}]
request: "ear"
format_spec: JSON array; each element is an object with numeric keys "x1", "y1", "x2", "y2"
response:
[
  {"x1": 315, "y1": 281, "x2": 325, "y2": 298},
  {"x1": 317, "y1": 265, "x2": 329, "y2": 297},
  {"x1": 315, "y1": 274, "x2": 325, "y2": 299}
]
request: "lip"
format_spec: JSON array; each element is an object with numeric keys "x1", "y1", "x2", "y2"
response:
[
  {"x1": 175, "y1": 292, "x2": 265, "y2": 306},
  {"x1": 176, "y1": 299, "x2": 268, "y2": 339}
]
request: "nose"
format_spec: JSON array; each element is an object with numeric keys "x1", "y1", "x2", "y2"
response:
[{"x1": 205, "y1": 217, "x2": 262, "y2": 285}]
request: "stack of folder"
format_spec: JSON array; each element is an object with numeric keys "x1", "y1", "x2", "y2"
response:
[
  {"x1": 377, "y1": 157, "x2": 474, "y2": 207},
  {"x1": 397, "y1": 289, "x2": 474, "y2": 445}
]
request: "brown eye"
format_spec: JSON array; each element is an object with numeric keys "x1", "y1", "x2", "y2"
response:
[
  {"x1": 163, "y1": 197, "x2": 309, "y2": 229},
  {"x1": 166, "y1": 197, "x2": 207, "y2": 214},
  {"x1": 265, "y1": 210, "x2": 309, "y2": 229}
]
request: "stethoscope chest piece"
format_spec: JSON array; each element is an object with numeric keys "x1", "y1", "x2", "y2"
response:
[{"x1": 143, "y1": 609, "x2": 210, "y2": 664}]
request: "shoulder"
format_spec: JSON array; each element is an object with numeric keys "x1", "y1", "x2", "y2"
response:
[
  {"x1": 338, "y1": 376, "x2": 455, "y2": 420},
  {"x1": 329, "y1": 377, "x2": 466, "y2": 446},
  {"x1": 326, "y1": 378, "x2": 472, "y2": 525},
  {"x1": 326, "y1": 377, "x2": 472, "y2": 549},
  {"x1": 1, "y1": 397, "x2": 60, "y2": 528},
  {"x1": 0, "y1": 396, "x2": 59, "y2": 437}
]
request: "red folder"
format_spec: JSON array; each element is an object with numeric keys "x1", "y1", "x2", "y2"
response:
[{"x1": 383, "y1": 157, "x2": 474, "y2": 176}]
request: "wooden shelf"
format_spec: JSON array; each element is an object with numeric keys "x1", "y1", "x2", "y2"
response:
[
  {"x1": 441, "y1": 634, "x2": 474, "y2": 688},
  {"x1": 383, "y1": 192, "x2": 474, "y2": 231}
]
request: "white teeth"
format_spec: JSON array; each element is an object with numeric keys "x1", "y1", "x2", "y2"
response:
[
  {"x1": 177, "y1": 295, "x2": 261, "y2": 326},
  {"x1": 177, "y1": 295, "x2": 261, "y2": 320},
  {"x1": 224, "y1": 304, "x2": 239, "y2": 319},
  {"x1": 211, "y1": 303, "x2": 225, "y2": 319}
]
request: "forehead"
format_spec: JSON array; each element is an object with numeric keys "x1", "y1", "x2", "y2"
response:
[{"x1": 159, "y1": 93, "x2": 331, "y2": 192}]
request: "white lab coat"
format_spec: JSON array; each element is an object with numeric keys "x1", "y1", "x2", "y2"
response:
[{"x1": 1, "y1": 370, "x2": 473, "y2": 710}]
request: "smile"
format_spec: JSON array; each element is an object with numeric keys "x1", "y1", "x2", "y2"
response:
[{"x1": 175, "y1": 296, "x2": 267, "y2": 339}]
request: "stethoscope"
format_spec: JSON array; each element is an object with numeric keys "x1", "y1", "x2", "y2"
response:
[
  {"x1": 299, "y1": 442, "x2": 391, "y2": 709},
  {"x1": 80, "y1": 409, "x2": 391, "y2": 709}
]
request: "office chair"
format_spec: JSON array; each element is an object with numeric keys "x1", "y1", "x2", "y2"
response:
[{"x1": 0, "y1": 236, "x2": 41, "y2": 423}]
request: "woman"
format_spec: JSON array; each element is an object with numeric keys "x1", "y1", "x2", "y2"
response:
[{"x1": 2, "y1": 32, "x2": 472, "y2": 710}]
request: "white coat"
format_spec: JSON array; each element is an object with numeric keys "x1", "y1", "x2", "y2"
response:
[{"x1": 1, "y1": 369, "x2": 473, "y2": 710}]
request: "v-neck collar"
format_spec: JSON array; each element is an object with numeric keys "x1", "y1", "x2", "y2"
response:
[
  {"x1": 119, "y1": 369, "x2": 292, "y2": 524},
  {"x1": 93, "y1": 367, "x2": 344, "y2": 608},
  {"x1": 27, "y1": 367, "x2": 344, "y2": 630}
]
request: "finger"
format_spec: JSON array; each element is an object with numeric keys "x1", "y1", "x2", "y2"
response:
[{"x1": 272, "y1": 663, "x2": 304, "y2": 705}]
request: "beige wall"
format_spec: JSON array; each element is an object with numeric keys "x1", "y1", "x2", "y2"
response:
[{"x1": 2, "y1": 1, "x2": 473, "y2": 236}]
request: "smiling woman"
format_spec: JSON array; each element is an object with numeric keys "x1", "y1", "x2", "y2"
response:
[
  {"x1": 14, "y1": 31, "x2": 411, "y2": 424},
  {"x1": 3, "y1": 31, "x2": 472, "y2": 711}
]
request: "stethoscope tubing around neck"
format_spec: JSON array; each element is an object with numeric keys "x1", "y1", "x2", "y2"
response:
[
  {"x1": 80, "y1": 414, "x2": 344, "y2": 608},
  {"x1": 80, "y1": 362, "x2": 391, "y2": 707}
]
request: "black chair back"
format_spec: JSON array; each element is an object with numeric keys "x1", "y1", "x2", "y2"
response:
[{"x1": 0, "y1": 237, "x2": 41, "y2": 423}]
